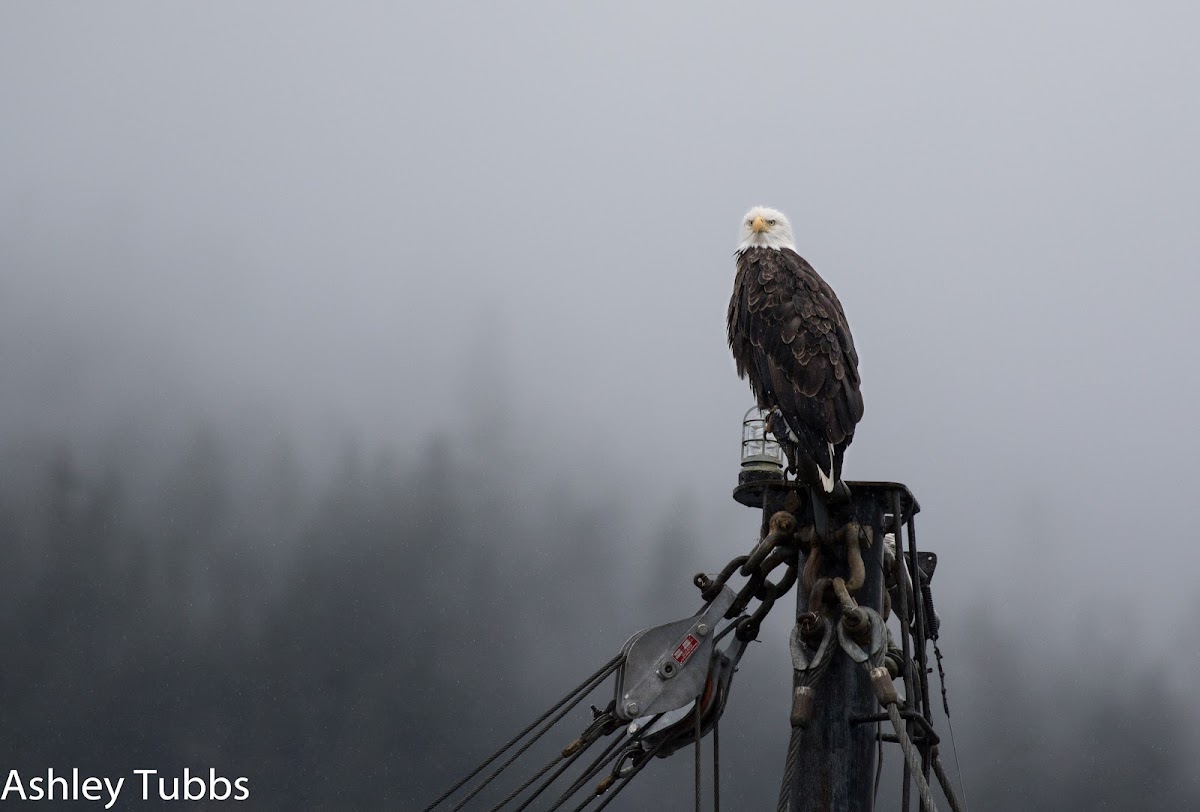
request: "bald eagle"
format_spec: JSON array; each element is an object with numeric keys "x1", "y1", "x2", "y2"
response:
[{"x1": 727, "y1": 206, "x2": 864, "y2": 494}]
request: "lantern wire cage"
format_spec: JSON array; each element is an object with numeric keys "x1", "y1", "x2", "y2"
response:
[{"x1": 740, "y1": 406, "x2": 785, "y2": 472}]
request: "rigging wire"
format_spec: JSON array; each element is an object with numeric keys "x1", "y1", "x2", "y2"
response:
[
  {"x1": 510, "y1": 731, "x2": 604, "y2": 812},
  {"x1": 487, "y1": 752, "x2": 565, "y2": 812},
  {"x1": 776, "y1": 728, "x2": 803, "y2": 812},
  {"x1": 694, "y1": 706, "x2": 702, "y2": 812},
  {"x1": 586, "y1": 738, "x2": 669, "y2": 812},
  {"x1": 712, "y1": 718, "x2": 720, "y2": 812},
  {"x1": 451, "y1": 659, "x2": 622, "y2": 811},
  {"x1": 885, "y1": 703, "x2": 939, "y2": 812},
  {"x1": 933, "y1": 638, "x2": 970, "y2": 811},
  {"x1": 546, "y1": 726, "x2": 638, "y2": 811},
  {"x1": 422, "y1": 654, "x2": 623, "y2": 812}
]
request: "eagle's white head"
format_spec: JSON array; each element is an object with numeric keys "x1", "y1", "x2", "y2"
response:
[{"x1": 737, "y1": 206, "x2": 796, "y2": 252}]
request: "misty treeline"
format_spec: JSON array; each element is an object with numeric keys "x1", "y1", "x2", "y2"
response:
[{"x1": 1, "y1": 418, "x2": 1197, "y2": 810}]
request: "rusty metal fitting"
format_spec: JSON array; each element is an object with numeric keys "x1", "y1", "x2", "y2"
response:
[
  {"x1": 595, "y1": 775, "x2": 616, "y2": 795},
  {"x1": 831, "y1": 577, "x2": 859, "y2": 614},
  {"x1": 801, "y1": 547, "x2": 824, "y2": 594},
  {"x1": 791, "y1": 685, "x2": 817, "y2": 728},
  {"x1": 743, "y1": 511, "x2": 798, "y2": 576},
  {"x1": 797, "y1": 525, "x2": 817, "y2": 555},
  {"x1": 808, "y1": 577, "x2": 833, "y2": 615},
  {"x1": 562, "y1": 738, "x2": 585, "y2": 758},
  {"x1": 841, "y1": 607, "x2": 870, "y2": 644},
  {"x1": 734, "y1": 616, "x2": 759, "y2": 642},
  {"x1": 798, "y1": 611, "x2": 824, "y2": 644},
  {"x1": 727, "y1": 567, "x2": 766, "y2": 618},
  {"x1": 782, "y1": 489, "x2": 802, "y2": 514},
  {"x1": 759, "y1": 547, "x2": 796, "y2": 585},
  {"x1": 769, "y1": 510, "x2": 798, "y2": 537},
  {"x1": 870, "y1": 666, "x2": 899, "y2": 706},
  {"x1": 841, "y1": 524, "x2": 867, "y2": 593},
  {"x1": 883, "y1": 649, "x2": 904, "y2": 681},
  {"x1": 835, "y1": 575, "x2": 870, "y2": 642},
  {"x1": 704, "y1": 555, "x2": 748, "y2": 603}
]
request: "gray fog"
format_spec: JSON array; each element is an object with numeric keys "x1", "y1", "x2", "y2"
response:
[{"x1": 3, "y1": 3, "x2": 1199, "y2": 805}]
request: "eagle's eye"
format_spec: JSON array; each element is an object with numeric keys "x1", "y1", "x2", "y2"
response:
[{"x1": 767, "y1": 219, "x2": 776, "y2": 226}]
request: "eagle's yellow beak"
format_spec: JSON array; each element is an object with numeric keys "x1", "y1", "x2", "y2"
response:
[{"x1": 752, "y1": 215, "x2": 768, "y2": 233}]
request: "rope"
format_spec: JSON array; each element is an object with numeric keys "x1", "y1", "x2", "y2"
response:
[
  {"x1": 885, "y1": 703, "x2": 938, "y2": 812},
  {"x1": 423, "y1": 654, "x2": 622, "y2": 811}
]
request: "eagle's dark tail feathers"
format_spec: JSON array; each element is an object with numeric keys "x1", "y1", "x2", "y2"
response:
[{"x1": 767, "y1": 409, "x2": 852, "y2": 505}]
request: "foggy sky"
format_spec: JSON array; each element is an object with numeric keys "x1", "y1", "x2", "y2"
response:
[{"x1": 4, "y1": 0, "x2": 1199, "y2": 739}]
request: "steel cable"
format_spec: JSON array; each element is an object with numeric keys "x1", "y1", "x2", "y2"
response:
[
  {"x1": 450, "y1": 692, "x2": 600, "y2": 812},
  {"x1": 933, "y1": 639, "x2": 970, "y2": 812},
  {"x1": 886, "y1": 703, "x2": 938, "y2": 812},
  {"x1": 422, "y1": 654, "x2": 622, "y2": 811},
  {"x1": 451, "y1": 660, "x2": 622, "y2": 811},
  {"x1": 775, "y1": 727, "x2": 804, "y2": 812},
  {"x1": 546, "y1": 728, "x2": 634, "y2": 811},
  {"x1": 510, "y1": 732, "x2": 602, "y2": 812},
  {"x1": 488, "y1": 752, "x2": 564, "y2": 811},
  {"x1": 931, "y1": 752, "x2": 965, "y2": 812},
  {"x1": 777, "y1": 616, "x2": 834, "y2": 812},
  {"x1": 694, "y1": 708, "x2": 702, "y2": 812},
  {"x1": 712, "y1": 719, "x2": 720, "y2": 812},
  {"x1": 587, "y1": 738, "x2": 668, "y2": 812}
]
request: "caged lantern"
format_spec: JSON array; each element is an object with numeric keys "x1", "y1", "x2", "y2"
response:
[{"x1": 737, "y1": 406, "x2": 786, "y2": 500}]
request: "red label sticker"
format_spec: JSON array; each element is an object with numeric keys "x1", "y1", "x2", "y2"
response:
[{"x1": 673, "y1": 634, "x2": 700, "y2": 665}]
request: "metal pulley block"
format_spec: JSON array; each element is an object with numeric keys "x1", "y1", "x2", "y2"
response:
[
  {"x1": 640, "y1": 630, "x2": 748, "y2": 758},
  {"x1": 612, "y1": 582, "x2": 736, "y2": 721}
]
